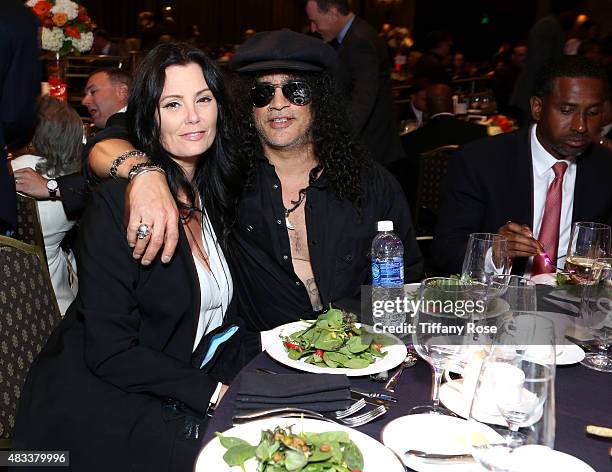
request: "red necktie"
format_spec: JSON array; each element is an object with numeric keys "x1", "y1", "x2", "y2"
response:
[{"x1": 532, "y1": 161, "x2": 568, "y2": 275}]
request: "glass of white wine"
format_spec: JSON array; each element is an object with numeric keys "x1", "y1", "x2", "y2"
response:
[{"x1": 564, "y1": 222, "x2": 611, "y2": 284}]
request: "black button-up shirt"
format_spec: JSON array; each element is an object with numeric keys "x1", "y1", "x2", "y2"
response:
[{"x1": 229, "y1": 156, "x2": 423, "y2": 331}]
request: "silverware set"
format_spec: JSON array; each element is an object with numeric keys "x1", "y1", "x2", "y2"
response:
[
  {"x1": 243, "y1": 367, "x2": 392, "y2": 427},
  {"x1": 233, "y1": 404, "x2": 388, "y2": 428}
]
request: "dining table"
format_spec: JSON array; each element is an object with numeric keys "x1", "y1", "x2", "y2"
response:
[{"x1": 203, "y1": 348, "x2": 611, "y2": 471}]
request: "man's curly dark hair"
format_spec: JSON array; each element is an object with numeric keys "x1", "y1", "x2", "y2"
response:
[{"x1": 230, "y1": 70, "x2": 370, "y2": 208}]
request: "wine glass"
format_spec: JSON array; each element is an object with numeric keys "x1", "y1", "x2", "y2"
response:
[
  {"x1": 482, "y1": 275, "x2": 537, "y2": 351},
  {"x1": 410, "y1": 277, "x2": 483, "y2": 414},
  {"x1": 579, "y1": 257, "x2": 612, "y2": 372},
  {"x1": 468, "y1": 318, "x2": 556, "y2": 471},
  {"x1": 564, "y1": 222, "x2": 611, "y2": 284},
  {"x1": 462, "y1": 233, "x2": 511, "y2": 298}
]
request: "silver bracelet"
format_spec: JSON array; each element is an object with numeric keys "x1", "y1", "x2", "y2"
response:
[
  {"x1": 127, "y1": 161, "x2": 166, "y2": 182},
  {"x1": 109, "y1": 150, "x2": 147, "y2": 178}
]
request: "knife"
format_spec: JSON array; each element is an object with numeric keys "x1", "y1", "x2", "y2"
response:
[
  {"x1": 350, "y1": 392, "x2": 389, "y2": 406},
  {"x1": 350, "y1": 387, "x2": 397, "y2": 403},
  {"x1": 404, "y1": 449, "x2": 474, "y2": 462}
]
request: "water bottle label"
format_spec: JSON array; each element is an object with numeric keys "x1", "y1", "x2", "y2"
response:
[{"x1": 372, "y1": 257, "x2": 404, "y2": 287}]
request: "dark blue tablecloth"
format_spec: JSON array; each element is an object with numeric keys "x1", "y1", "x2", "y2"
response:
[{"x1": 204, "y1": 352, "x2": 611, "y2": 471}]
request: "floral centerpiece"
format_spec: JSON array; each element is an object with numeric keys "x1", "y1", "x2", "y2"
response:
[
  {"x1": 26, "y1": 0, "x2": 95, "y2": 100},
  {"x1": 483, "y1": 114, "x2": 516, "y2": 136},
  {"x1": 26, "y1": 0, "x2": 94, "y2": 56}
]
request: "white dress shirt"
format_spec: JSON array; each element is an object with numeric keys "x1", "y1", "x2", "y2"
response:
[
  {"x1": 529, "y1": 124, "x2": 577, "y2": 271},
  {"x1": 192, "y1": 208, "x2": 233, "y2": 352}
]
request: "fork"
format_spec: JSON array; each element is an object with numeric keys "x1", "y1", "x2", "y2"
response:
[
  {"x1": 233, "y1": 405, "x2": 387, "y2": 427},
  {"x1": 384, "y1": 346, "x2": 418, "y2": 392},
  {"x1": 335, "y1": 398, "x2": 366, "y2": 418}
]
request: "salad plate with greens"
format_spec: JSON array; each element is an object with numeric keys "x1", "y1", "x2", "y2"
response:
[
  {"x1": 261, "y1": 309, "x2": 407, "y2": 376},
  {"x1": 195, "y1": 417, "x2": 405, "y2": 472}
]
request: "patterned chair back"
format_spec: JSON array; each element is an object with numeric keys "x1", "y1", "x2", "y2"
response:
[
  {"x1": 0, "y1": 236, "x2": 61, "y2": 444},
  {"x1": 414, "y1": 145, "x2": 459, "y2": 236},
  {"x1": 15, "y1": 193, "x2": 47, "y2": 265}
]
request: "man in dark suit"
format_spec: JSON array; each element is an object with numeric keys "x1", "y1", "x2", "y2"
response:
[
  {"x1": 389, "y1": 83, "x2": 488, "y2": 210},
  {"x1": 412, "y1": 30, "x2": 453, "y2": 85},
  {"x1": 92, "y1": 29, "x2": 125, "y2": 56},
  {"x1": 305, "y1": 0, "x2": 404, "y2": 165},
  {"x1": 510, "y1": 0, "x2": 580, "y2": 124},
  {"x1": 14, "y1": 68, "x2": 130, "y2": 219},
  {"x1": 433, "y1": 56, "x2": 612, "y2": 277},
  {"x1": 0, "y1": 0, "x2": 40, "y2": 235}
]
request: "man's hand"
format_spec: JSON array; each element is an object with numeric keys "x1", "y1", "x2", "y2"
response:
[
  {"x1": 14, "y1": 168, "x2": 52, "y2": 199},
  {"x1": 125, "y1": 170, "x2": 179, "y2": 265},
  {"x1": 498, "y1": 221, "x2": 544, "y2": 259}
]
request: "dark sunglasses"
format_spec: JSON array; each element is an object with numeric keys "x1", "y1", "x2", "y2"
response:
[{"x1": 250, "y1": 81, "x2": 312, "y2": 108}]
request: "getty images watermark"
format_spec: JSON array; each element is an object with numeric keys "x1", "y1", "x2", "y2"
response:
[{"x1": 371, "y1": 297, "x2": 497, "y2": 336}]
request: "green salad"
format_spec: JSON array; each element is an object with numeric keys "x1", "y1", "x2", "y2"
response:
[
  {"x1": 217, "y1": 425, "x2": 364, "y2": 472},
  {"x1": 281, "y1": 308, "x2": 389, "y2": 369}
]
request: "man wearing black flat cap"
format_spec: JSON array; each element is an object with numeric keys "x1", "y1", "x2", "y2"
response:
[
  {"x1": 226, "y1": 28, "x2": 422, "y2": 329},
  {"x1": 305, "y1": 0, "x2": 405, "y2": 165},
  {"x1": 89, "y1": 30, "x2": 423, "y2": 332}
]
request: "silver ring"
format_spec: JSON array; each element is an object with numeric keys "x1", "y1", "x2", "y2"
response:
[{"x1": 136, "y1": 223, "x2": 151, "y2": 239}]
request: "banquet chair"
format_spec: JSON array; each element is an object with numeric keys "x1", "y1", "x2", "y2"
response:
[
  {"x1": 15, "y1": 192, "x2": 47, "y2": 266},
  {"x1": 0, "y1": 236, "x2": 62, "y2": 448},
  {"x1": 414, "y1": 145, "x2": 458, "y2": 237}
]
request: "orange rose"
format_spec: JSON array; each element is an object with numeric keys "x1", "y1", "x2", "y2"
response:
[
  {"x1": 32, "y1": 1, "x2": 52, "y2": 17},
  {"x1": 52, "y1": 13, "x2": 67, "y2": 27},
  {"x1": 64, "y1": 26, "x2": 81, "y2": 39}
]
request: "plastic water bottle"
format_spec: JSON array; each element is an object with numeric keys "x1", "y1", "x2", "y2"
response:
[{"x1": 371, "y1": 221, "x2": 405, "y2": 328}]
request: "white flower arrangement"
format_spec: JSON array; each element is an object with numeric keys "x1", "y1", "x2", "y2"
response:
[{"x1": 27, "y1": 0, "x2": 94, "y2": 56}]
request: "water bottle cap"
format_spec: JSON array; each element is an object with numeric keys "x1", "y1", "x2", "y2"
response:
[{"x1": 377, "y1": 220, "x2": 393, "y2": 232}]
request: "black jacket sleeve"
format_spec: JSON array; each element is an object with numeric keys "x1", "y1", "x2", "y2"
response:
[
  {"x1": 432, "y1": 147, "x2": 487, "y2": 275},
  {"x1": 56, "y1": 173, "x2": 89, "y2": 219}
]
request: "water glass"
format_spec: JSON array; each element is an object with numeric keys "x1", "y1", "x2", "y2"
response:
[
  {"x1": 462, "y1": 233, "x2": 511, "y2": 288},
  {"x1": 468, "y1": 330, "x2": 556, "y2": 471},
  {"x1": 410, "y1": 277, "x2": 483, "y2": 415},
  {"x1": 579, "y1": 257, "x2": 612, "y2": 372}
]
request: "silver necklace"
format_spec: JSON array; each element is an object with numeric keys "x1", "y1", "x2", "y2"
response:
[{"x1": 284, "y1": 191, "x2": 307, "y2": 231}]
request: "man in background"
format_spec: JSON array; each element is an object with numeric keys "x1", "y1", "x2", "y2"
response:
[
  {"x1": 510, "y1": 0, "x2": 582, "y2": 124},
  {"x1": 305, "y1": 0, "x2": 405, "y2": 165},
  {"x1": 14, "y1": 68, "x2": 130, "y2": 220},
  {"x1": 389, "y1": 83, "x2": 487, "y2": 211},
  {"x1": 92, "y1": 30, "x2": 125, "y2": 56}
]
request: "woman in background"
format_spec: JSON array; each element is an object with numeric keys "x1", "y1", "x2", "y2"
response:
[{"x1": 11, "y1": 96, "x2": 81, "y2": 314}]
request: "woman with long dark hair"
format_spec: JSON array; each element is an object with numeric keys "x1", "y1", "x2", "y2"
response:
[{"x1": 12, "y1": 43, "x2": 251, "y2": 472}]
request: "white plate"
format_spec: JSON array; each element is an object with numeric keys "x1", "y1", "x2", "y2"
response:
[
  {"x1": 196, "y1": 417, "x2": 405, "y2": 472},
  {"x1": 555, "y1": 343, "x2": 585, "y2": 365},
  {"x1": 510, "y1": 445, "x2": 595, "y2": 471},
  {"x1": 381, "y1": 414, "x2": 504, "y2": 472},
  {"x1": 439, "y1": 380, "x2": 543, "y2": 428},
  {"x1": 439, "y1": 380, "x2": 505, "y2": 426},
  {"x1": 261, "y1": 321, "x2": 407, "y2": 376}
]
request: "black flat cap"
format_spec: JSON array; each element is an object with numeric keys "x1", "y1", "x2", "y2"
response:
[{"x1": 230, "y1": 29, "x2": 337, "y2": 73}]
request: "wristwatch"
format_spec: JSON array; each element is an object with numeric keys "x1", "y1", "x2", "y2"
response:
[{"x1": 47, "y1": 179, "x2": 58, "y2": 200}]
